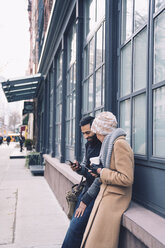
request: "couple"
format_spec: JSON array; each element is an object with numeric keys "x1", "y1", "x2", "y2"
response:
[{"x1": 62, "y1": 111, "x2": 134, "y2": 248}]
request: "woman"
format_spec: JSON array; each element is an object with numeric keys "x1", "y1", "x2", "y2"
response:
[{"x1": 81, "y1": 111, "x2": 134, "y2": 248}]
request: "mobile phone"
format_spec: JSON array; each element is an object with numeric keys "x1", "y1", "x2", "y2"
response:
[{"x1": 66, "y1": 160, "x2": 74, "y2": 165}]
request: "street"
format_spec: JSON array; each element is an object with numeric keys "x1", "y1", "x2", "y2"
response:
[{"x1": 0, "y1": 143, "x2": 69, "y2": 248}]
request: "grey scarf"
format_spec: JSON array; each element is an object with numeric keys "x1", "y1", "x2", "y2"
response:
[
  {"x1": 86, "y1": 128, "x2": 126, "y2": 200},
  {"x1": 100, "y1": 128, "x2": 126, "y2": 168}
]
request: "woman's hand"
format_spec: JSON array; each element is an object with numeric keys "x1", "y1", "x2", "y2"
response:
[
  {"x1": 75, "y1": 201, "x2": 87, "y2": 218},
  {"x1": 88, "y1": 166, "x2": 102, "y2": 177}
]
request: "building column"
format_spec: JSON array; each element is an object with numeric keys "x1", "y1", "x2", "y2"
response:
[
  {"x1": 60, "y1": 37, "x2": 67, "y2": 163},
  {"x1": 104, "y1": 0, "x2": 118, "y2": 115},
  {"x1": 75, "y1": 0, "x2": 83, "y2": 161}
]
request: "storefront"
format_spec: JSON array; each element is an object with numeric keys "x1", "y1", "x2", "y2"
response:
[{"x1": 2, "y1": 0, "x2": 165, "y2": 246}]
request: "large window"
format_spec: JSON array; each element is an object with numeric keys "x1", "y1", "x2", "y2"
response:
[
  {"x1": 119, "y1": 1, "x2": 165, "y2": 159},
  {"x1": 66, "y1": 24, "x2": 76, "y2": 146},
  {"x1": 119, "y1": 0, "x2": 148, "y2": 155},
  {"x1": 83, "y1": 0, "x2": 105, "y2": 116},
  {"x1": 153, "y1": 8, "x2": 165, "y2": 158},
  {"x1": 55, "y1": 50, "x2": 62, "y2": 156}
]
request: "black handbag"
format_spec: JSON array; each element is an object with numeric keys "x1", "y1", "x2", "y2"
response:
[{"x1": 66, "y1": 177, "x2": 86, "y2": 219}]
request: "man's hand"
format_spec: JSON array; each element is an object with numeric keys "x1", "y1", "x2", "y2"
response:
[
  {"x1": 75, "y1": 201, "x2": 87, "y2": 218},
  {"x1": 70, "y1": 160, "x2": 82, "y2": 172}
]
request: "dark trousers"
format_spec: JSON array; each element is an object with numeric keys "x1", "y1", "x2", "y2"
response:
[
  {"x1": 20, "y1": 143, "x2": 23, "y2": 152},
  {"x1": 62, "y1": 192, "x2": 95, "y2": 248}
]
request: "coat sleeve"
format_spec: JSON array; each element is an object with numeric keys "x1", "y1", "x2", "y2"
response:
[{"x1": 100, "y1": 139, "x2": 134, "y2": 187}]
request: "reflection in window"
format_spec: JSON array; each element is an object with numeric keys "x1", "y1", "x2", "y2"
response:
[
  {"x1": 133, "y1": 94, "x2": 146, "y2": 155},
  {"x1": 155, "y1": 0, "x2": 165, "y2": 12},
  {"x1": 154, "y1": 11, "x2": 165, "y2": 84},
  {"x1": 95, "y1": 69, "x2": 101, "y2": 108},
  {"x1": 84, "y1": 46, "x2": 89, "y2": 78},
  {"x1": 121, "y1": 0, "x2": 133, "y2": 43},
  {"x1": 85, "y1": 0, "x2": 105, "y2": 37},
  {"x1": 133, "y1": 28, "x2": 147, "y2": 91},
  {"x1": 83, "y1": 80, "x2": 88, "y2": 112},
  {"x1": 120, "y1": 42, "x2": 131, "y2": 97},
  {"x1": 134, "y1": 0, "x2": 148, "y2": 31},
  {"x1": 89, "y1": 38, "x2": 94, "y2": 75},
  {"x1": 89, "y1": 76, "x2": 93, "y2": 111},
  {"x1": 120, "y1": 100, "x2": 131, "y2": 144},
  {"x1": 85, "y1": 0, "x2": 95, "y2": 36},
  {"x1": 96, "y1": 26, "x2": 103, "y2": 68},
  {"x1": 153, "y1": 87, "x2": 165, "y2": 157}
]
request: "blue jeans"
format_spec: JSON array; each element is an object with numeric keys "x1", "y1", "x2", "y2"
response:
[{"x1": 62, "y1": 192, "x2": 95, "y2": 248}]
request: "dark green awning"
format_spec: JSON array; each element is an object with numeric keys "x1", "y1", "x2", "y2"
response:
[{"x1": 1, "y1": 74, "x2": 43, "y2": 102}]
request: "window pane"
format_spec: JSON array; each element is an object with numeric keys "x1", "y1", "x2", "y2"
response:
[
  {"x1": 103, "y1": 22, "x2": 105, "y2": 62},
  {"x1": 120, "y1": 100, "x2": 131, "y2": 144},
  {"x1": 66, "y1": 97, "x2": 70, "y2": 119},
  {"x1": 57, "y1": 52, "x2": 62, "y2": 80},
  {"x1": 95, "y1": 69, "x2": 101, "y2": 108},
  {"x1": 89, "y1": 38, "x2": 94, "y2": 74},
  {"x1": 120, "y1": 42, "x2": 132, "y2": 97},
  {"x1": 134, "y1": 0, "x2": 148, "y2": 31},
  {"x1": 73, "y1": 63, "x2": 76, "y2": 89},
  {"x1": 121, "y1": 0, "x2": 133, "y2": 43},
  {"x1": 73, "y1": 91, "x2": 76, "y2": 118},
  {"x1": 84, "y1": 46, "x2": 89, "y2": 78},
  {"x1": 155, "y1": 0, "x2": 165, "y2": 12},
  {"x1": 67, "y1": 71, "x2": 70, "y2": 94},
  {"x1": 133, "y1": 94, "x2": 146, "y2": 155},
  {"x1": 97, "y1": 0, "x2": 105, "y2": 22},
  {"x1": 96, "y1": 26, "x2": 103, "y2": 67},
  {"x1": 83, "y1": 81, "x2": 88, "y2": 112},
  {"x1": 89, "y1": 76, "x2": 93, "y2": 111},
  {"x1": 102, "y1": 65, "x2": 105, "y2": 105},
  {"x1": 68, "y1": 25, "x2": 76, "y2": 65},
  {"x1": 85, "y1": 0, "x2": 96, "y2": 36},
  {"x1": 153, "y1": 87, "x2": 165, "y2": 157},
  {"x1": 154, "y1": 11, "x2": 165, "y2": 84},
  {"x1": 133, "y1": 28, "x2": 147, "y2": 91},
  {"x1": 72, "y1": 118, "x2": 75, "y2": 145}
]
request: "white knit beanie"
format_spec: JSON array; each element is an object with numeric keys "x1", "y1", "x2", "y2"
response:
[{"x1": 91, "y1": 111, "x2": 117, "y2": 135}]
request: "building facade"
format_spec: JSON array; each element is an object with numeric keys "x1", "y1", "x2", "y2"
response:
[{"x1": 29, "y1": 0, "x2": 165, "y2": 247}]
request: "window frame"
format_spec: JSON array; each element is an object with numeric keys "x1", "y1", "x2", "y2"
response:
[{"x1": 82, "y1": 0, "x2": 105, "y2": 117}]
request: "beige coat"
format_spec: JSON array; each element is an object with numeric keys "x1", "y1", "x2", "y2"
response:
[{"x1": 81, "y1": 136, "x2": 134, "y2": 248}]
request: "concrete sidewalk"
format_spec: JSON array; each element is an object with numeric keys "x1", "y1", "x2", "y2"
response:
[{"x1": 0, "y1": 143, "x2": 69, "y2": 248}]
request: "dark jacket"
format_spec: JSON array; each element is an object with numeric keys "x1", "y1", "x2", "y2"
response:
[{"x1": 77, "y1": 136, "x2": 102, "y2": 205}]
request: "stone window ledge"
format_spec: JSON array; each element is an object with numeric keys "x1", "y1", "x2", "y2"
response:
[
  {"x1": 43, "y1": 154, "x2": 82, "y2": 184},
  {"x1": 122, "y1": 202, "x2": 165, "y2": 248}
]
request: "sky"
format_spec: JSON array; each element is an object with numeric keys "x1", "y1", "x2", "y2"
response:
[{"x1": 0, "y1": 0, "x2": 30, "y2": 122}]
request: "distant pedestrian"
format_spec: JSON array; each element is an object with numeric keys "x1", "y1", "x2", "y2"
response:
[
  {"x1": 0, "y1": 136, "x2": 3, "y2": 145},
  {"x1": 6, "y1": 136, "x2": 11, "y2": 146},
  {"x1": 19, "y1": 133, "x2": 25, "y2": 152}
]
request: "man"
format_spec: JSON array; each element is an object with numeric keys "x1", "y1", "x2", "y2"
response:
[
  {"x1": 0, "y1": 135, "x2": 3, "y2": 145},
  {"x1": 19, "y1": 133, "x2": 25, "y2": 152},
  {"x1": 62, "y1": 116, "x2": 102, "y2": 248},
  {"x1": 6, "y1": 136, "x2": 11, "y2": 146}
]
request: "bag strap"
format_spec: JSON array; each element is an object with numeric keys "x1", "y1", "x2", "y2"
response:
[{"x1": 71, "y1": 176, "x2": 85, "y2": 192}]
